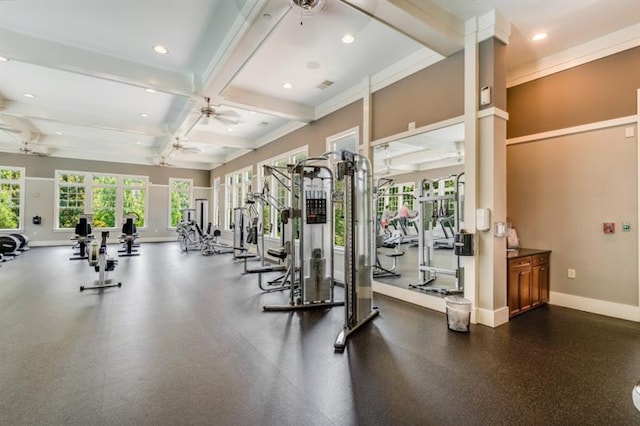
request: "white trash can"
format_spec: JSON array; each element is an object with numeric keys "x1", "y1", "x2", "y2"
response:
[{"x1": 444, "y1": 296, "x2": 472, "y2": 332}]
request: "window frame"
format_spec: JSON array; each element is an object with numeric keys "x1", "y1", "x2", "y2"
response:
[
  {"x1": 0, "y1": 165, "x2": 26, "y2": 231},
  {"x1": 224, "y1": 166, "x2": 253, "y2": 230},
  {"x1": 168, "y1": 178, "x2": 193, "y2": 229},
  {"x1": 54, "y1": 170, "x2": 149, "y2": 231},
  {"x1": 256, "y1": 146, "x2": 308, "y2": 239}
]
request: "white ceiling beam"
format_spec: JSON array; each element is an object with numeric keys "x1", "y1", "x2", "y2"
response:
[
  {"x1": 0, "y1": 29, "x2": 195, "y2": 97},
  {"x1": 199, "y1": 0, "x2": 317, "y2": 122},
  {"x1": 340, "y1": 0, "x2": 464, "y2": 56},
  {"x1": 202, "y1": 0, "x2": 291, "y2": 100},
  {"x1": 1, "y1": 101, "x2": 167, "y2": 138},
  {"x1": 222, "y1": 86, "x2": 315, "y2": 122},
  {"x1": 185, "y1": 130, "x2": 255, "y2": 150}
]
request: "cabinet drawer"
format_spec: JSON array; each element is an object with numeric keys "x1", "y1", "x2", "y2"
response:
[
  {"x1": 532, "y1": 253, "x2": 549, "y2": 266},
  {"x1": 509, "y1": 256, "x2": 532, "y2": 269}
]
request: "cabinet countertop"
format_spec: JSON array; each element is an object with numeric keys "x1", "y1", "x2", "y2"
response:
[{"x1": 507, "y1": 248, "x2": 551, "y2": 259}]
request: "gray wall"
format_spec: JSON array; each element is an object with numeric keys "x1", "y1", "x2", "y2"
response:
[
  {"x1": 507, "y1": 124, "x2": 638, "y2": 306},
  {"x1": 2, "y1": 153, "x2": 210, "y2": 245}
]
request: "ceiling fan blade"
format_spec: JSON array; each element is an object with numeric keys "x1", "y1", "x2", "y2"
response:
[
  {"x1": 214, "y1": 116, "x2": 242, "y2": 126},
  {"x1": 182, "y1": 147, "x2": 201, "y2": 154},
  {"x1": 214, "y1": 109, "x2": 241, "y2": 118}
]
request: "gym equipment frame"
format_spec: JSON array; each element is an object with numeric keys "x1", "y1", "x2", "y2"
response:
[
  {"x1": 332, "y1": 151, "x2": 379, "y2": 351},
  {"x1": 80, "y1": 231, "x2": 122, "y2": 292},
  {"x1": 410, "y1": 173, "x2": 465, "y2": 295},
  {"x1": 263, "y1": 158, "x2": 344, "y2": 312}
]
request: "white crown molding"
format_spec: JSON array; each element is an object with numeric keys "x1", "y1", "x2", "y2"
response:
[
  {"x1": 478, "y1": 107, "x2": 509, "y2": 121},
  {"x1": 508, "y1": 23, "x2": 640, "y2": 88}
]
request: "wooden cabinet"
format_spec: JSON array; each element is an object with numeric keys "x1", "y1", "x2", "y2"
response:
[{"x1": 507, "y1": 250, "x2": 550, "y2": 318}]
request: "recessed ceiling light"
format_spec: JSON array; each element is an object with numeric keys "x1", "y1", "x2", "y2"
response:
[
  {"x1": 227, "y1": 128, "x2": 234, "y2": 132},
  {"x1": 145, "y1": 88, "x2": 156, "y2": 93},
  {"x1": 55, "y1": 131, "x2": 63, "y2": 135},
  {"x1": 532, "y1": 33, "x2": 548, "y2": 41},
  {"x1": 153, "y1": 44, "x2": 169, "y2": 54},
  {"x1": 0, "y1": 56, "x2": 8, "y2": 62},
  {"x1": 23, "y1": 93, "x2": 36, "y2": 99},
  {"x1": 136, "y1": 141, "x2": 141, "y2": 145},
  {"x1": 282, "y1": 82, "x2": 293, "y2": 89},
  {"x1": 139, "y1": 113, "x2": 149, "y2": 118},
  {"x1": 342, "y1": 33, "x2": 355, "y2": 44}
]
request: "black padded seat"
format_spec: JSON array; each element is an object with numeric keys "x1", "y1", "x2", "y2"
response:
[{"x1": 267, "y1": 247, "x2": 288, "y2": 260}]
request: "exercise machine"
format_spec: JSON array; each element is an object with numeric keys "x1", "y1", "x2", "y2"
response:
[
  {"x1": 232, "y1": 206, "x2": 258, "y2": 262},
  {"x1": 70, "y1": 214, "x2": 94, "y2": 260},
  {"x1": 200, "y1": 224, "x2": 234, "y2": 255},
  {"x1": 118, "y1": 213, "x2": 140, "y2": 257},
  {"x1": 373, "y1": 234, "x2": 404, "y2": 278},
  {"x1": 0, "y1": 234, "x2": 21, "y2": 260},
  {"x1": 243, "y1": 180, "x2": 291, "y2": 292},
  {"x1": 263, "y1": 158, "x2": 344, "y2": 312},
  {"x1": 332, "y1": 151, "x2": 379, "y2": 351},
  {"x1": 410, "y1": 173, "x2": 465, "y2": 295},
  {"x1": 80, "y1": 231, "x2": 122, "y2": 292},
  {"x1": 176, "y1": 209, "x2": 202, "y2": 252}
]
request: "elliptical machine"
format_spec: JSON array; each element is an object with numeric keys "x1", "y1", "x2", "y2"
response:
[{"x1": 80, "y1": 231, "x2": 122, "y2": 292}]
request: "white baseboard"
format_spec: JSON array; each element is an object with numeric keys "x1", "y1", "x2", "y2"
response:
[
  {"x1": 373, "y1": 281, "x2": 447, "y2": 313},
  {"x1": 550, "y1": 291, "x2": 640, "y2": 322},
  {"x1": 475, "y1": 306, "x2": 509, "y2": 328}
]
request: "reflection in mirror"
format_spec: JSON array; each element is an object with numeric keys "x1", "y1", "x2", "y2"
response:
[{"x1": 372, "y1": 123, "x2": 465, "y2": 296}]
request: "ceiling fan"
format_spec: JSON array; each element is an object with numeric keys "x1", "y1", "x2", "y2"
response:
[
  {"x1": 157, "y1": 156, "x2": 174, "y2": 167},
  {"x1": 19, "y1": 141, "x2": 49, "y2": 157},
  {"x1": 183, "y1": 97, "x2": 242, "y2": 137},
  {"x1": 171, "y1": 137, "x2": 201, "y2": 154}
]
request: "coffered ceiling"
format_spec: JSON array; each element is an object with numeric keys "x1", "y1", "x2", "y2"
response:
[{"x1": 0, "y1": 0, "x2": 637, "y2": 170}]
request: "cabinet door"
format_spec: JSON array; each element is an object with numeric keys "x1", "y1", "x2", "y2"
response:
[
  {"x1": 518, "y1": 267, "x2": 532, "y2": 312},
  {"x1": 539, "y1": 262, "x2": 550, "y2": 303},
  {"x1": 532, "y1": 254, "x2": 550, "y2": 305},
  {"x1": 508, "y1": 257, "x2": 532, "y2": 317}
]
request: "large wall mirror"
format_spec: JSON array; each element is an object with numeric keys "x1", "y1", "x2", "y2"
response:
[{"x1": 372, "y1": 122, "x2": 465, "y2": 297}]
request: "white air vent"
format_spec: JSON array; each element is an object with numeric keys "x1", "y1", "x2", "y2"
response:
[{"x1": 316, "y1": 80, "x2": 334, "y2": 90}]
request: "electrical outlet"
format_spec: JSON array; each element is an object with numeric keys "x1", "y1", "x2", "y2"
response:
[{"x1": 568, "y1": 269, "x2": 576, "y2": 279}]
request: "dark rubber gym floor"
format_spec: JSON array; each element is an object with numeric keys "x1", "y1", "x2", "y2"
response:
[{"x1": 1, "y1": 242, "x2": 639, "y2": 425}]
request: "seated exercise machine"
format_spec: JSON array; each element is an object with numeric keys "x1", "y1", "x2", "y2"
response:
[
  {"x1": 80, "y1": 231, "x2": 122, "y2": 292},
  {"x1": 373, "y1": 234, "x2": 404, "y2": 278},
  {"x1": 262, "y1": 158, "x2": 344, "y2": 312},
  {"x1": 70, "y1": 214, "x2": 94, "y2": 260},
  {"x1": 331, "y1": 150, "x2": 380, "y2": 351},
  {"x1": 118, "y1": 213, "x2": 140, "y2": 257},
  {"x1": 200, "y1": 224, "x2": 234, "y2": 256}
]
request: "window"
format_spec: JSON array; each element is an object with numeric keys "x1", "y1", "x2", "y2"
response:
[
  {"x1": 224, "y1": 166, "x2": 253, "y2": 230},
  {"x1": 92, "y1": 175, "x2": 117, "y2": 228},
  {"x1": 123, "y1": 177, "x2": 146, "y2": 227},
  {"x1": 0, "y1": 166, "x2": 25, "y2": 230},
  {"x1": 376, "y1": 182, "x2": 414, "y2": 219},
  {"x1": 55, "y1": 170, "x2": 148, "y2": 229},
  {"x1": 256, "y1": 147, "x2": 308, "y2": 238},
  {"x1": 169, "y1": 178, "x2": 193, "y2": 228},
  {"x1": 326, "y1": 128, "x2": 359, "y2": 246},
  {"x1": 213, "y1": 178, "x2": 220, "y2": 227}
]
